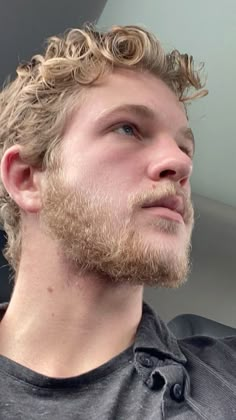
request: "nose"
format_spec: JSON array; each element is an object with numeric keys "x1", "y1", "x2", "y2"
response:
[{"x1": 147, "y1": 136, "x2": 192, "y2": 187}]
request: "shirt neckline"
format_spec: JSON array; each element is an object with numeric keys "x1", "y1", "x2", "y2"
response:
[
  {"x1": 0, "y1": 345, "x2": 134, "y2": 390},
  {"x1": 0, "y1": 301, "x2": 186, "y2": 389}
]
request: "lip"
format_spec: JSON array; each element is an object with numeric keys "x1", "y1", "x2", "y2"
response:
[
  {"x1": 142, "y1": 195, "x2": 185, "y2": 222},
  {"x1": 143, "y1": 206, "x2": 184, "y2": 223}
]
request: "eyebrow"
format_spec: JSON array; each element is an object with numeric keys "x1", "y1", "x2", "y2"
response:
[
  {"x1": 95, "y1": 104, "x2": 156, "y2": 124},
  {"x1": 96, "y1": 103, "x2": 195, "y2": 149}
]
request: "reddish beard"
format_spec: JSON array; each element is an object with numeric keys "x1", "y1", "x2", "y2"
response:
[{"x1": 40, "y1": 173, "x2": 193, "y2": 288}]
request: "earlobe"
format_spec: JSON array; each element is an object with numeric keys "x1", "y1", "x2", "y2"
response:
[{"x1": 1, "y1": 145, "x2": 42, "y2": 213}]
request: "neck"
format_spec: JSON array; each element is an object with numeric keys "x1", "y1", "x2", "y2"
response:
[{"x1": 0, "y1": 250, "x2": 143, "y2": 378}]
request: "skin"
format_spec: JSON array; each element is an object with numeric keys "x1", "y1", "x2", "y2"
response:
[{"x1": 0, "y1": 69, "x2": 194, "y2": 378}]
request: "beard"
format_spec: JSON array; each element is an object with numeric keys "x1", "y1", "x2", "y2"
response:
[{"x1": 40, "y1": 170, "x2": 194, "y2": 288}]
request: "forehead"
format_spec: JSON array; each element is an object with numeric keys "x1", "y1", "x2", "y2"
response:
[{"x1": 74, "y1": 69, "x2": 188, "y2": 128}]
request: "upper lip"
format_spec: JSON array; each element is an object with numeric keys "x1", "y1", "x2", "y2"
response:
[{"x1": 142, "y1": 195, "x2": 185, "y2": 218}]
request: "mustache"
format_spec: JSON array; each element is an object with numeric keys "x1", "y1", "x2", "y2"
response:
[{"x1": 128, "y1": 181, "x2": 194, "y2": 224}]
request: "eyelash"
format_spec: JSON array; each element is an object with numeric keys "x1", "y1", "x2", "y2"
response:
[
  {"x1": 179, "y1": 146, "x2": 193, "y2": 158},
  {"x1": 113, "y1": 123, "x2": 140, "y2": 139},
  {"x1": 112, "y1": 123, "x2": 193, "y2": 158}
]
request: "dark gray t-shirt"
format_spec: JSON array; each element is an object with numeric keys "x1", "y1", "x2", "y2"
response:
[{"x1": 0, "y1": 302, "x2": 235, "y2": 419}]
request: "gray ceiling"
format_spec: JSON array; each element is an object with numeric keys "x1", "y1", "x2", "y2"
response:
[{"x1": 0, "y1": 0, "x2": 107, "y2": 85}]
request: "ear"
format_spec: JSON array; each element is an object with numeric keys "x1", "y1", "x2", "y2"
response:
[{"x1": 1, "y1": 145, "x2": 43, "y2": 213}]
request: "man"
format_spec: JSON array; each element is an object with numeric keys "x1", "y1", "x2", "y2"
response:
[{"x1": 0, "y1": 24, "x2": 235, "y2": 419}]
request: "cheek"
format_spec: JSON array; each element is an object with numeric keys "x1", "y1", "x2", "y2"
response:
[
  {"x1": 100, "y1": 161, "x2": 142, "y2": 195},
  {"x1": 62, "y1": 140, "x2": 143, "y2": 198}
]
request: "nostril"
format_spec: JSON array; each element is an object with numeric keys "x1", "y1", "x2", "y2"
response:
[{"x1": 160, "y1": 169, "x2": 176, "y2": 178}]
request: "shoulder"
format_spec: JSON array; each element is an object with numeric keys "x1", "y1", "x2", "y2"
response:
[
  {"x1": 178, "y1": 334, "x2": 236, "y2": 385},
  {"x1": 168, "y1": 313, "x2": 236, "y2": 338},
  {"x1": 179, "y1": 333, "x2": 236, "y2": 354},
  {"x1": 177, "y1": 335, "x2": 236, "y2": 361}
]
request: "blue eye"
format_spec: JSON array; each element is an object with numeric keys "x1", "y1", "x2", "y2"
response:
[{"x1": 115, "y1": 124, "x2": 136, "y2": 136}]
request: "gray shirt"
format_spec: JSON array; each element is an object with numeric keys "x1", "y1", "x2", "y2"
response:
[{"x1": 0, "y1": 302, "x2": 235, "y2": 419}]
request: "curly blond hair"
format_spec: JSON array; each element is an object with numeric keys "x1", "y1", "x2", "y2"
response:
[{"x1": 0, "y1": 24, "x2": 207, "y2": 273}]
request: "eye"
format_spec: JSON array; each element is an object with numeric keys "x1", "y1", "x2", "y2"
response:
[
  {"x1": 114, "y1": 123, "x2": 138, "y2": 138},
  {"x1": 179, "y1": 145, "x2": 194, "y2": 159}
]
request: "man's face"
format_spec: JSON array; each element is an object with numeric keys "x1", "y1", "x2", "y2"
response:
[{"x1": 41, "y1": 69, "x2": 194, "y2": 287}]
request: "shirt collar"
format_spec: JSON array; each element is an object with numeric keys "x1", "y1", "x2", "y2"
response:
[{"x1": 134, "y1": 302, "x2": 187, "y2": 365}]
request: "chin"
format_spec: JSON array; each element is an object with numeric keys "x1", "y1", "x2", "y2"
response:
[{"x1": 146, "y1": 224, "x2": 190, "y2": 246}]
